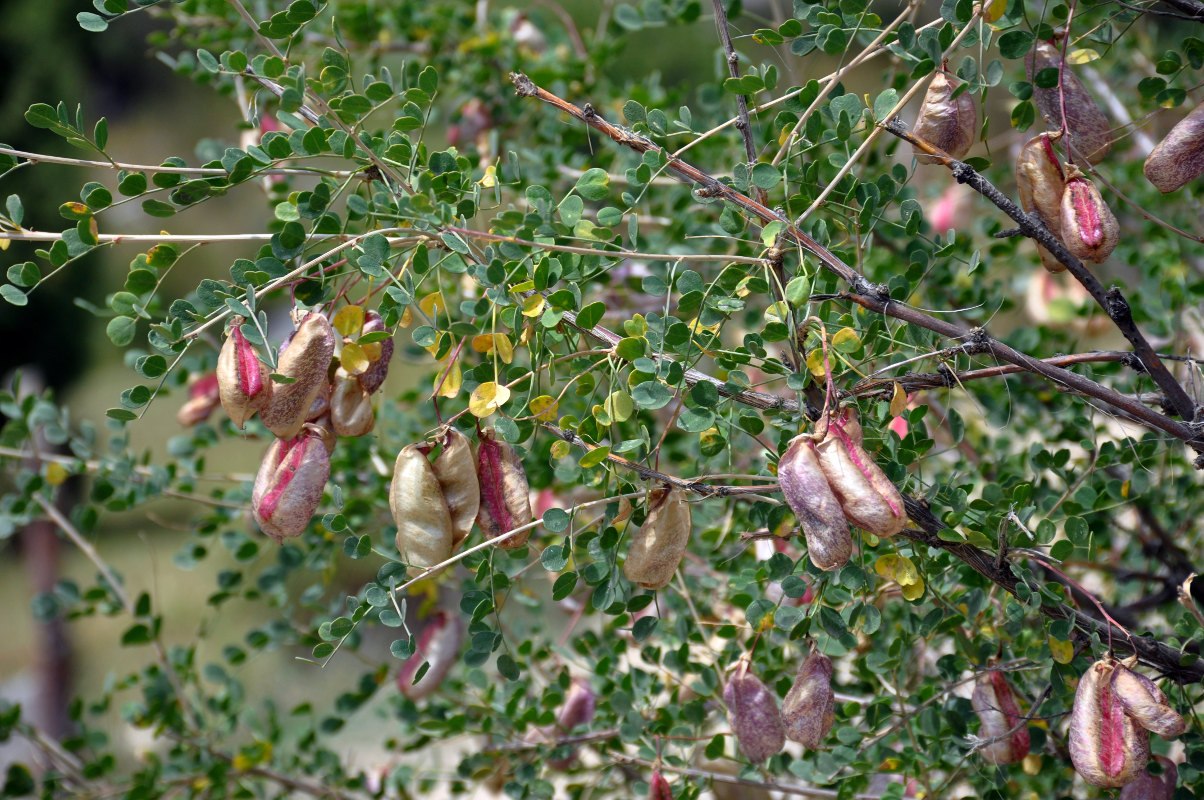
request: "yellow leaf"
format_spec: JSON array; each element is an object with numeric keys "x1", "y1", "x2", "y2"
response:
[
  {"x1": 522, "y1": 295, "x2": 544, "y2": 318},
  {"x1": 805, "y1": 348, "x2": 827, "y2": 378},
  {"x1": 478, "y1": 164, "x2": 497, "y2": 188},
  {"x1": 510, "y1": 280, "x2": 535, "y2": 293},
  {"x1": 1066, "y1": 48, "x2": 1100, "y2": 65},
  {"x1": 980, "y1": 0, "x2": 1006, "y2": 22},
  {"x1": 900, "y1": 576, "x2": 925, "y2": 601},
  {"x1": 875, "y1": 554, "x2": 899, "y2": 580},
  {"x1": 831, "y1": 326, "x2": 862, "y2": 353},
  {"x1": 529, "y1": 395, "x2": 558, "y2": 422},
  {"x1": 1022, "y1": 754, "x2": 1042, "y2": 776},
  {"x1": 468, "y1": 381, "x2": 510, "y2": 417},
  {"x1": 45, "y1": 462, "x2": 69, "y2": 486},
  {"x1": 398, "y1": 306, "x2": 413, "y2": 329},
  {"x1": 358, "y1": 339, "x2": 383, "y2": 362},
  {"x1": 472, "y1": 334, "x2": 496, "y2": 353},
  {"x1": 341, "y1": 341, "x2": 370, "y2": 375},
  {"x1": 419, "y1": 293, "x2": 445, "y2": 317},
  {"x1": 493, "y1": 334, "x2": 514, "y2": 364},
  {"x1": 550, "y1": 440, "x2": 571, "y2": 459},
  {"x1": 1049, "y1": 636, "x2": 1074, "y2": 664},
  {"x1": 763, "y1": 301, "x2": 790, "y2": 324},
  {"x1": 0, "y1": 238, "x2": 8, "y2": 251},
  {"x1": 331, "y1": 305, "x2": 365, "y2": 337},
  {"x1": 433, "y1": 359, "x2": 461, "y2": 398},
  {"x1": 889, "y1": 382, "x2": 908, "y2": 418}
]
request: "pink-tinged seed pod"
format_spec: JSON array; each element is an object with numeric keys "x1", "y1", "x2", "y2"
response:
[
  {"x1": 330, "y1": 367, "x2": 375, "y2": 437},
  {"x1": 177, "y1": 372, "x2": 221, "y2": 427},
  {"x1": 391, "y1": 444, "x2": 456, "y2": 578},
  {"x1": 781, "y1": 648, "x2": 835, "y2": 749},
  {"x1": 1069, "y1": 659, "x2": 1150, "y2": 788},
  {"x1": 545, "y1": 677, "x2": 598, "y2": 769},
  {"x1": 778, "y1": 434, "x2": 851, "y2": 571},
  {"x1": 432, "y1": 428, "x2": 480, "y2": 548},
  {"x1": 1016, "y1": 132, "x2": 1068, "y2": 273},
  {"x1": 217, "y1": 318, "x2": 271, "y2": 427},
  {"x1": 814, "y1": 409, "x2": 907, "y2": 537},
  {"x1": 1144, "y1": 103, "x2": 1204, "y2": 193},
  {"x1": 723, "y1": 658, "x2": 785, "y2": 763},
  {"x1": 1060, "y1": 166, "x2": 1119, "y2": 264},
  {"x1": 912, "y1": 72, "x2": 977, "y2": 164},
  {"x1": 1120, "y1": 755, "x2": 1178, "y2": 800},
  {"x1": 251, "y1": 431, "x2": 331, "y2": 543},
  {"x1": 970, "y1": 671, "x2": 1031, "y2": 764},
  {"x1": 648, "y1": 771, "x2": 673, "y2": 800},
  {"x1": 1026, "y1": 40, "x2": 1112, "y2": 165},
  {"x1": 476, "y1": 429, "x2": 533, "y2": 550},
  {"x1": 259, "y1": 313, "x2": 336, "y2": 440},
  {"x1": 1111, "y1": 664, "x2": 1187, "y2": 739},
  {"x1": 358, "y1": 310, "x2": 394, "y2": 394},
  {"x1": 397, "y1": 610, "x2": 463, "y2": 701},
  {"x1": 622, "y1": 487, "x2": 693, "y2": 590}
]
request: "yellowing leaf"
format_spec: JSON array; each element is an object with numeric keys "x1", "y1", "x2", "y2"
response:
[
  {"x1": 889, "y1": 381, "x2": 908, "y2": 418},
  {"x1": 468, "y1": 381, "x2": 510, "y2": 417},
  {"x1": 529, "y1": 395, "x2": 558, "y2": 421},
  {"x1": 433, "y1": 359, "x2": 462, "y2": 398},
  {"x1": 763, "y1": 301, "x2": 790, "y2": 324},
  {"x1": 980, "y1": 0, "x2": 1006, "y2": 23},
  {"x1": 477, "y1": 164, "x2": 497, "y2": 188},
  {"x1": 550, "y1": 440, "x2": 571, "y2": 459},
  {"x1": 831, "y1": 326, "x2": 862, "y2": 353},
  {"x1": 900, "y1": 577, "x2": 925, "y2": 601},
  {"x1": 578, "y1": 445, "x2": 610, "y2": 468},
  {"x1": 45, "y1": 462, "x2": 69, "y2": 486},
  {"x1": 419, "y1": 293, "x2": 444, "y2": 317},
  {"x1": 494, "y1": 334, "x2": 514, "y2": 364},
  {"x1": 472, "y1": 334, "x2": 496, "y2": 353},
  {"x1": 875, "y1": 553, "x2": 922, "y2": 598},
  {"x1": 341, "y1": 341, "x2": 370, "y2": 374},
  {"x1": 0, "y1": 238, "x2": 8, "y2": 251},
  {"x1": 509, "y1": 280, "x2": 535, "y2": 293},
  {"x1": 331, "y1": 305, "x2": 365, "y2": 337},
  {"x1": 1049, "y1": 636, "x2": 1074, "y2": 664},
  {"x1": 1022, "y1": 754, "x2": 1043, "y2": 776},
  {"x1": 604, "y1": 391, "x2": 633, "y2": 422},
  {"x1": 1067, "y1": 48, "x2": 1100, "y2": 65},
  {"x1": 805, "y1": 348, "x2": 827, "y2": 378},
  {"x1": 522, "y1": 295, "x2": 544, "y2": 318},
  {"x1": 358, "y1": 339, "x2": 383, "y2": 362},
  {"x1": 398, "y1": 306, "x2": 413, "y2": 328}
]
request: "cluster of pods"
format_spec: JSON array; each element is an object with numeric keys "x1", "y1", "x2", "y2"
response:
[{"x1": 722, "y1": 647, "x2": 836, "y2": 762}]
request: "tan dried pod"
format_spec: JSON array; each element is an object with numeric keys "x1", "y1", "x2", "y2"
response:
[
  {"x1": 432, "y1": 428, "x2": 480, "y2": 548},
  {"x1": 1120, "y1": 755, "x2": 1178, "y2": 800},
  {"x1": 251, "y1": 430, "x2": 331, "y2": 543},
  {"x1": 723, "y1": 657, "x2": 786, "y2": 763},
  {"x1": 970, "y1": 670, "x2": 1031, "y2": 765},
  {"x1": 217, "y1": 317, "x2": 271, "y2": 426},
  {"x1": 1060, "y1": 166, "x2": 1119, "y2": 264},
  {"x1": 781, "y1": 648, "x2": 835, "y2": 749},
  {"x1": 330, "y1": 367, "x2": 375, "y2": 437},
  {"x1": 391, "y1": 444, "x2": 456, "y2": 578},
  {"x1": 259, "y1": 312, "x2": 336, "y2": 440},
  {"x1": 778, "y1": 435, "x2": 851, "y2": 571},
  {"x1": 1068, "y1": 658, "x2": 1149, "y2": 788},
  {"x1": 814, "y1": 409, "x2": 906, "y2": 536},
  {"x1": 1111, "y1": 663, "x2": 1187, "y2": 739},
  {"x1": 622, "y1": 487, "x2": 692, "y2": 590},
  {"x1": 1026, "y1": 40, "x2": 1112, "y2": 164},
  {"x1": 1144, "y1": 103, "x2": 1204, "y2": 193},
  {"x1": 476, "y1": 429, "x2": 533, "y2": 549},
  {"x1": 1016, "y1": 132, "x2": 1068, "y2": 273},
  {"x1": 912, "y1": 72, "x2": 977, "y2": 164}
]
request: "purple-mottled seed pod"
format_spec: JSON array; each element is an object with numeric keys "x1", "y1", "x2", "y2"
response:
[
  {"x1": 1119, "y1": 755, "x2": 1178, "y2": 800},
  {"x1": 251, "y1": 431, "x2": 330, "y2": 543},
  {"x1": 779, "y1": 434, "x2": 851, "y2": 571},
  {"x1": 814, "y1": 409, "x2": 907, "y2": 536},
  {"x1": 397, "y1": 610, "x2": 463, "y2": 700},
  {"x1": 723, "y1": 658, "x2": 785, "y2": 763},
  {"x1": 912, "y1": 72, "x2": 977, "y2": 164},
  {"x1": 1111, "y1": 664, "x2": 1187, "y2": 739},
  {"x1": 622, "y1": 487, "x2": 692, "y2": 590},
  {"x1": 259, "y1": 313, "x2": 336, "y2": 440},
  {"x1": 391, "y1": 444, "x2": 456, "y2": 578},
  {"x1": 358, "y1": 310, "x2": 394, "y2": 394},
  {"x1": 647, "y1": 771, "x2": 673, "y2": 800},
  {"x1": 330, "y1": 367, "x2": 375, "y2": 437},
  {"x1": 781, "y1": 648, "x2": 835, "y2": 749},
  {"x1": 1060, "y1": 166, "x2": 1119, "y2": 264},
  {"x1": 432, "y1": 428, "x2": 480, "y2": 548},
  {"x1": 1144, "y1": 102, "x2": 1204, "y2": 193},
  {"x1": 476, "y1": 429, "x2": 533, "y2": 550},
  {"x1": 217, "y1": 318, "x2": 271, "y2": 427},
  {"x1": 1026, "y1": 40, "x2": 1112, "y2": 165},
  {"x1": 1016, "y1": 132, "x2": 1068, "y2": 273}
]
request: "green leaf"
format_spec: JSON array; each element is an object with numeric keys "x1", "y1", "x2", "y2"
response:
[
  {"x1": 6, "y1": 263, "x2": 38, "y2": 288},
  {"x1": 557, "y1": 194, "x2": 583, "y2": 228},
  {"x1": 141, "y1": 199, "x2": 176, "y2": 218},
  {"x1": 750, "y1": 162, "x2": 780, "y2": 190},
  {"x1": 998, "y1": 30, "x2": 1034, "y2": 60},
  {"x1": 497, "y1": 653, "x2": 520, "y2": 680},
  {"x1": 632, "y1": 616, "x2": 658, "y2": 641},
  {"x1": 77, "y1": 12, "x2": 109, "y2": 32},
  {"x1": 575, "y1": 301, "x2": 605, "y2": 330},
  {"x1": 574, "y1": 168, "x2": 610, "y2": 201},
  {"x1": 0, "y1": 285, "x2": 27, "y2": 306},
  {"x1": 631, "y1": 380, "x2": 672, "y2": 410},
  {"x1": 106, "y1": 315, "x2": 137, "y2": 346}
]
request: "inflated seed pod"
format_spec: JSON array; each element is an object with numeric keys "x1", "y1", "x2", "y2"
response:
[
  {"x1": 1026, "y1": 40, "x2": 1112, "y2": 165},
  {"x1": 308, "y1": 414, "x2": 338, "y2": 454},
  {"x1": 1111, "y1": 663, "x2": 1187, "y2": 739},
  {"x1": 1016, "y1": 132, "x2": 1068, "y2": 273},
  {"x1": 259, "y1": 312, "x2": 336, "y2": 439},
  {"x1": 814, "y1": 409, "x2": 907, "y2": 537},
  {"x1": 723, "y1": 657, "x2": 786, "y2": 763},
  {"x1": 1069, "y1": 659, "x2": 1149, "y2": 788},
  {"x1": 1060, "y1": 166, "x2": 1119, "y2": 264},
  {"x1": 970, "y1": 671, "x2": 1031, "y2": 765},
  {"x1": 397, "y1": 610, "x2": 463, "y2": 701},
  {"x1": 432, "y1": 428, "x2": 480, "y2": 548},
  {"x1": 357, "y1": 310, "x2": 394, "y2": 394},
  {"x1": 622, "y1": 487, "x2": 693, "y2": 590},
  {"x1": 391, "y1": 444, "x2": 456, "y2": 578},
  {"x1": 647, "y1": 771, "x2": 673, "y2": 800},
  {"x1": 781, "y1": 648, "x2": 835, "y2": 749},
  {"x1": 178, "y1": 372, "x2": 220, "y2": 427},
  {"x1": 1119, "y1": 755, "x2": 1178, "y2": 800},
  {"x1": 217, "y1": 317, "x2": 271, "y2": 427},
  {"x1": 330, "y1": 367, "x2": 375, "y2": 437},
  {"x1": 912, "y1": 72, "x2": 977, "y2": 164},
  {"x1": 1144, "y1": 103, "x2": 1204, "y2": 193},
  {"x1": 545, "y1": 677, "x2": 598, "y2": 769},
  {"x1": 476, "y1": 429, "x2": 533, "y2": 549},
  {"x1": 778, "y1": 435, "x2": 851, "y2": 571},
  {"x1": 251, "y1": 430, "x2": 331, "y2": 543}
]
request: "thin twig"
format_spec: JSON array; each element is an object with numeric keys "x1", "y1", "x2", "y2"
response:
[
  {"x1": 0, "y1": 146, "x2": 348, "y2": 177},
  {"x1": 710, "y1": 0, "x2": 765, "y2": 206}
]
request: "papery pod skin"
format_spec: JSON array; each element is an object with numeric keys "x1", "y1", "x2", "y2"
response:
[
  {"x1": 391, "y1": 444, "x2": 456, "y2": 578},
  {"x1": 1119, "y1": 755, "x2": 1178, "y2": 800},
  {"x1": 814, "y1": 409, "x2": 907, "y2": 536},
  {"x1": 397, "y1": 610, "x2": 463, "y2": 701},
  {"x1": 778, "y1": 435, "x2": 851, "y2": 571},
  {"x1": 217, "y1": 318, "x2": 270, "y2": 427},
  {"x1": 1144, "y1": 103, "x2": 1204, "y2": 193},
  {"x1": 1111, "y1": 664, "x2": 1187, "y2": 739},
  {"x1": 781, "y1": 649, "x2": 836, "y2": 748},
  {"x1": 306, "y1": 380, "x2": 331, "y2": 422},
  {"x1": 309, "y1": 415, "x2": 337, "y2": 454},
  {"x1": 970, "y1": 671, "x2": 1031, "y2": 764},
  {"x1": 622, "y1": 487, "x2": 693, "y2": 590},
  {"x1": 545, "y1": 677, "x2": 598, "y2": 769},
  {"x1": 1060, "y1": 166, "x2": 1119, "y2": 264},
  {"x1": 358, "y1": 310, "x2": 395, "y2": 394},
  {"x1": 177, "y1": 372, "x2": 220, "y2": 427},
  {"x1": 1016, "y1": 132, "x2": 1068, "y2": 273},
  {"x1": 259, "y1": 313, "x2": 336, "y2": 440},
  {"x1": 476, "y1": 429, "x2": 533, "y2": 550},
  {"x1": 912, "y1": 72, "x2": 977, "y2": 164},
  {"x1": 648, "y1": 771, "x2": 673, "y2": 800},
  {"x1": 330, "y1": 367, "x2": 375, "y2": 437},
  {"x1": 1026, "y1": 40, "x2": 1112, "y2": 165},
  {"x1": 432, "y1": 428, "x2": 480, "y2": 548},
  {"x1": 722, "y1": 658, "x2": 786, "y2": 763},
  {"x1": 1069, "y1": 659, "x2": 1149, "y2": 788},
  {"x1": 251, "y1": 431, "x2": 331, "y2": 543}
]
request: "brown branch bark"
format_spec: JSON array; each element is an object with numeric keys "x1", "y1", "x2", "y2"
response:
[{"x1": 710, "y1": 0, "x2": 765, "y2": 207}]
